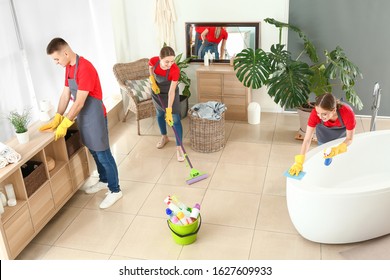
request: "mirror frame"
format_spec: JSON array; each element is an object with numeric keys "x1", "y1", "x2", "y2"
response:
[{"x1": 185, "y1": 22, "x2": 260, "y2": 63}]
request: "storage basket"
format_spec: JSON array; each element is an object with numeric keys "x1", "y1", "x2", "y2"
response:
[
  {"x1": 65, "y1": 130, "x2": 83, "y2": 158},
  {"x1": 188, "y1": 108, "x2": 225, "y2": 153},
  {"x1": 21, "y1": 161, "x2": 48, "y2": 197}
]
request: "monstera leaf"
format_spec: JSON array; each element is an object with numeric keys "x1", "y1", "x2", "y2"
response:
[
  {"x1": 233, "y1": 48, "x2": 271, "y2": 89},
  {"x1": 267, "y1": 59, "x2": 313, "y2": 109}
]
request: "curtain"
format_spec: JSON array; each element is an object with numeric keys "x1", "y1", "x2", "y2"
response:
[{"x1": 154, "y1": 0, "x2": 177, "y2": 48}]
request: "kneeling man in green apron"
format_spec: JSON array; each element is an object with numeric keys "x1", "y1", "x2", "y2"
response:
[{"x1": 40, "y1": 38, "x2": 122, "y2": 209}]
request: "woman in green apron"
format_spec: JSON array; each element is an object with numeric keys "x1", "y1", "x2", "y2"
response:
[
  {"x1": 289, "y1": 93, "x2": 356, "y2": 176},
  {"x1": 149, "y1": 46, "x2": 185, "y2": 162},
  {"x1": 41, "y1": 38, "x2": 122, "y2": 209}
]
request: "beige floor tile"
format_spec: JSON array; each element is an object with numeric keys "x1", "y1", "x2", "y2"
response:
[
  {"x1": 31, "y1": 206, "x2": 82, "y2": 245},
  {"x1": 257, "y1": 112, "x2": 278, "y2": 126},
  {"x1": 179, "y1": 223, "x2": 253, "y2": 260},
  {"x1": 250, "y1": 230, "x2": 321, "y2": 260},
  {"x1": 256, "y1": 194, "x2": 297, "y2": 234},
  {"x1": 184, "y1": 139, "x2": 224, "y2": 163},
  {"x1": 113, "y1": 216, "x2": 182, "y2": 259},
  {"x1": 16, "y1": 243, "x2": 52, "y2": 260},
  {"x1": 66, "y1": 189, "x2": 95, "y2": 208},
  {"x1": 138, "y1": 183, "x2": 206, "y2": 219},
  {"x1": 276, "y1": 112, "x2": 300, "y2": 127},
  {"x1": 220, "y1": 141, "x2": 271, "y2": 166},
  {"x1": 201, "y1": 189, "x2": 261, "y2": 228},
  {"x1": 321, "y1": 243, "x2": 362, "y2": 260},
  {"x1": 109, "y1": 121, "x2": 143, "y2": 156},
  {"x1": 118, "y1": 153, "x2": 171, "y2": 183},
  {"x1": 268, "y1": 144, "x2": 299, "y2": 167},
  {"x1": 42, "y1": 246, "x2": 111, "y2": 260},
  {"x1": 84, "y1": 180, "x2": 154, "y2": 214},
  {"x1": 228, "y1": 123, "x2": 275, "y2": 143},
  {"x1": 54, "y1": 209, "x2": 135, "y2": 255},
  {"x1": 209, "y1": 162, "x2": 266, "y2": 193},
  {"x1": 263, "y1": 165, "x2": 288, "y2": 196},
  {"x1": 131, "y1": 135, "x2": 176, "y2": 159}
]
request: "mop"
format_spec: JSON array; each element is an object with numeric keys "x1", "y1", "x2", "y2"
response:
[
  {"x1": 155, "y1": 94, "x2": 208, "y2": 185},
  {"x1": 370, "y1": 82, "x2": 381, "y2": 132}
]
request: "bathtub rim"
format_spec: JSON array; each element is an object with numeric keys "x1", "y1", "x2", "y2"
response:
[{"x1": 287, "y1": 129, "x2": 390, "y2": 194}]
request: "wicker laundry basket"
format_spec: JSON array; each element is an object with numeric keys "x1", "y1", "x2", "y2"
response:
[{"x1": 188, "y1": 108, "x2": 225, "y2": 153}]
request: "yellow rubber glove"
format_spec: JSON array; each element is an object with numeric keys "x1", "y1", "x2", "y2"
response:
[
  {"x1": 39, "y1": 113, "x2": 63, "y2": 132},
  {"x1": 54, "y1": 117, "x2": 74, "y2": 141},
  {"x1": 165, "y1": 107, "x2": 173, "y2": 126},
  {"x1": 149, "y1": 75, "x2": 160, "y2": 94},
  {"x1": 289, "y1": 154, "x2": 305, "y2": 176},
  {"x1": 324, "y1": 142, "x2": 347, "y2": 158}
]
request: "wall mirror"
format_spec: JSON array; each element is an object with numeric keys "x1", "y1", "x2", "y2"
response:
[{"x1": 185, "y1": 22, "x2": 260, "y2": 63}]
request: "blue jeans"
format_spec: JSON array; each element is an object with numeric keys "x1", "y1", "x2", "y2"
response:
[
  {"x1": 89, "y1": 148, "x2": 120, "y2": 193},
  {"x1": 87, "y1": 118, "x2": 120, "y2": 193},
  {"x1": 156, "y1": 108, "x2": 183, "y2": 146}
]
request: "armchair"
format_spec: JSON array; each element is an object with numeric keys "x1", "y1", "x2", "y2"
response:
[{"x1": 113, "y1": 58, "x2": 156, "y2": 135}]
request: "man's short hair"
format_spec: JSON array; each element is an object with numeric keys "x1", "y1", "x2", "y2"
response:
[{"x1": 46, "y1": 38, "x2": 68, "y2": 55}]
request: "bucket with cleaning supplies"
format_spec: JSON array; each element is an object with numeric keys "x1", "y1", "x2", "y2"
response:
[
  {"x1": 167, "y1": 214, "x2": 201, "y2": 245},
  {"x1": 164, "y1": 195, "x2": 202, "y2": 245}
]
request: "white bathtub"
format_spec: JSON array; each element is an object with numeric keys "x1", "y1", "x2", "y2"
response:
[{"x1": 286, "y1": 130, "x2": 390, "y2": 244}]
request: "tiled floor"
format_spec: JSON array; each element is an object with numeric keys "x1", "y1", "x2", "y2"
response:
[{"x1": 16, "y1": 112, "x2": 390, "y2": 260}]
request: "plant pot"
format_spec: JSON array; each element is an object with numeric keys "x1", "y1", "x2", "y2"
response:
[
  {"x1": 180, "y1": 95, "x2": 189, "y2": 119},
  {"x1": 16, "y1": 131, "x2": 29, "y2": 144}
]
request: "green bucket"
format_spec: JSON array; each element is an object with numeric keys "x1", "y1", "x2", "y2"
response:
[{"x1": 167, "y1": 215, "x2": 202, "y2": 245}]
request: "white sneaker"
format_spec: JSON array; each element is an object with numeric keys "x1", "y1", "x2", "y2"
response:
[
  {"x1": 85, "y1": 181, "x2": 108, "y2": 194},
  {"x1": 99, "y1": 191, "x2": 123, "y2": 209}
]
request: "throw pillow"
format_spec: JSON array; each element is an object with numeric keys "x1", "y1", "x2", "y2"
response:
[{"x1": 125, "y1": 78, "x2": 152, "y2": 102}]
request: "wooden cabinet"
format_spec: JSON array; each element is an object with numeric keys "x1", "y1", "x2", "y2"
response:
[
  {"x1": 0, "y1": 122, "x2": 90, "y2": 259},
  {"x1": 196, "y1": 65, "x2": 251, "y2": 121}
]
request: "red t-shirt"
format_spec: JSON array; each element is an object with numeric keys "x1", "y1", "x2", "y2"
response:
[
  {"x1": 65, "y1": 56, "x2": 106, "y2": 116},
  {"x1": 308, "y1": 104, "x2": 356, "y2": 130},
  {"x1": 206, "y1": 27, "x2": 228, "y2": 44},
  {"x1": 149, "y1": 56, "x2": 180, "y2": 81},
  {"x1": 195, "y1": 26, "x2": 207, "y2": 39}
]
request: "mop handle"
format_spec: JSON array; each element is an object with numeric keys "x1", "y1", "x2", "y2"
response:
[{"x1": 156, "y1": 94, "x2": 194, "y2": 169}]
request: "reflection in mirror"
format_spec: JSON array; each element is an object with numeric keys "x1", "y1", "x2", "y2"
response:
[{"x1": 185, "y1": 22, "x2": 260, "y2": 63}]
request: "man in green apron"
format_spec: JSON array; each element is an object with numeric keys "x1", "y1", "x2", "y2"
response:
[{"x1": 40, "y1": 38, "x2": 122, "y2": 209}]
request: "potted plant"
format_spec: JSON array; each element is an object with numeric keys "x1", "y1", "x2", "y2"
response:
[
  {"x1": 175, "y1": 52, "x2": 195, "y2": 119},
  {"x1": 234, "y1": 18, "x2": 363, "y2": 138},
  {"x1": 7, "y1": 108, "x2": 32, "y2": 144}
]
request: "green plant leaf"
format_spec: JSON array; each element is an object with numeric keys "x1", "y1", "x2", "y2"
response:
[
  {"x1": 233, "y1": 48, "x2": 271, "y2": 89},
  {"x1": 267, "y1": 60, "x2": 313, "y2": 109}
]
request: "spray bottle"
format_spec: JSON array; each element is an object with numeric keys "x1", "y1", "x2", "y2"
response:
[{"x1": 323, "y1": 148, "x2": 333, "y2": 166}]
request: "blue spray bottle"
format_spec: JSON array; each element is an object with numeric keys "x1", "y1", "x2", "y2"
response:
[{"x1": 324, "y1": 148, "x2": 332, "y2": 166}]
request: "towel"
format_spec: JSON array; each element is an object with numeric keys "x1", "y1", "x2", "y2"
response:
[
  {"x1": 190, "y1": 101, "x2": 227, "y2": 120},
  {"x1": 0, "y1": 142, "x2": 21, "y2": 167},
  {"x1": 0, "y1": 156, "x2": 7, "y2": 169}
]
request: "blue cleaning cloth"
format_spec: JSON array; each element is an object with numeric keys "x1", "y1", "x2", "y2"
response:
[{"x1": 283, "y1": 170, "x2": 306, "y2": 180}]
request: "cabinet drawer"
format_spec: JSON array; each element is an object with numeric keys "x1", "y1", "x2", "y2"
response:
[
  {"x1": 29, "y1": 181, "x2": 55, "y2": 230},
  {"x1": 51, "y1": 166, "x2": 73, "y2": 207},
  {"x1": 4, "y1": 204, "x2": 34, "y2": 258},
  {"x1": 198, "y1": 73, "x2": 222, "y2": 96},
  {"x1": 223, "y1": 74, "x2": 247, "y2": 96},
  {"x1": 69, "y1": 149, "x2": 89, "y2": 190},
  {"x1": 223, "y1": 96, "x2": 247, "y2": 121}
]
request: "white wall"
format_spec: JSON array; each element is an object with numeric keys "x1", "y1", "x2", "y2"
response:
[{"x1": 112, "y1": 0, "x2": 290, "y2": 112}]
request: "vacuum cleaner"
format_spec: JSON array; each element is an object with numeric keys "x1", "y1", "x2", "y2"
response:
[{"x1": 155, "y1": 94, "x2": 208, "y2": 185}]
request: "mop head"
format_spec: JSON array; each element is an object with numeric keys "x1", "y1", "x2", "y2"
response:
[{"x1": 186, "y1": 168, "x2": 208, "y2": 185}]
